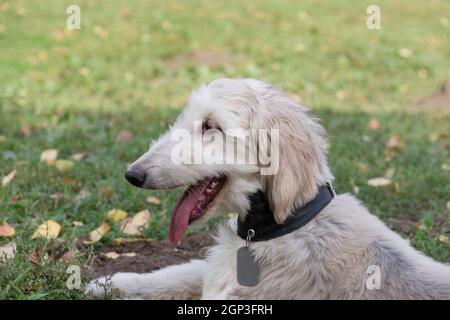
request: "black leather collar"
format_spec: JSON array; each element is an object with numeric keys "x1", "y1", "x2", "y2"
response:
[{"x1": 237, "y1": 183, "x2": 336, "y2": 241}]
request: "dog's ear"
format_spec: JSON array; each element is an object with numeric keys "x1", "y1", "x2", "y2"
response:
[{"x1": 251, "y1": 94, "x2": 330, "y2": 223}]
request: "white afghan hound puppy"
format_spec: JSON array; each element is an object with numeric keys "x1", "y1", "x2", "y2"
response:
[{"x1": 87, "y1": 78, "x2": 450, "y2": 299}]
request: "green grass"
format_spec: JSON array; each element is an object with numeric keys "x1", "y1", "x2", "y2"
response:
[{"x1": 0, "y1": 0, "x2": 449, "y2": 299}]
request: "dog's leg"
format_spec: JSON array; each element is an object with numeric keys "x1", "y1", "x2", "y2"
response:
[{"x1": 85, "y1": 259, "x2": 206, "y2": 299}]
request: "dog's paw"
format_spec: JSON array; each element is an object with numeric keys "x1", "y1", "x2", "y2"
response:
[
  {"x1": 85, "y1": 273, "x2": 144, "y2": 300},
  {"x1": 84, "y1": 276, "x2": 116, "y2": 299}
]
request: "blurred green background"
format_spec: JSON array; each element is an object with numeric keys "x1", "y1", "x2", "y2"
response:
[{"x1": 0, "y1": 0, "x2": 449, "y2": 299}]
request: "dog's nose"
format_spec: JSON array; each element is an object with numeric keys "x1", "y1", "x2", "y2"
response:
[{"x1": 125, "y1": 170, "x2": 146, "y2": 187}]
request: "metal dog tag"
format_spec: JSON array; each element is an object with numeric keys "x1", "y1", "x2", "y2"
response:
[
  {"x1": 237, "y1": 247, "x2": 260, "y2": 286},
  {"x1": 237, "y1": 229, "x2": 260, "y2": 286}
]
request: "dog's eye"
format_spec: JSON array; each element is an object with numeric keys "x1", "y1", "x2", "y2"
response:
[{"x1": 202, "y1": 119, "x2": 221, "y2": 134}]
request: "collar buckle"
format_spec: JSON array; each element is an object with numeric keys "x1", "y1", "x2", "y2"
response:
[{"x1": 326, "y1": 182, "x2": 336, "y2": 198}]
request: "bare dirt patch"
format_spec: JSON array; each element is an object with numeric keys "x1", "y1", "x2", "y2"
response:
[
  {"x1": 387, "y1": 217, "x2": 419, "y2": 237},
  {"x1": 91, "y1": 232, "x2": 214, "y2": 278},
  {"x1": 410, "y1": 82, "x2": 450, "y2": 110},
  {"x1": 387, "y1": 215, "x2": 450, "y2": 238}
]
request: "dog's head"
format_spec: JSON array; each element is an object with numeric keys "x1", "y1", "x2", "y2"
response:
[{"x1": 126, "y1": 78, "x2": 332, "y2": 244}]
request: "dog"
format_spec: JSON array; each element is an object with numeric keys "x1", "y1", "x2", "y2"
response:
[{"x1": 87, "y1": 78, "x2": 450, "y2": 299}]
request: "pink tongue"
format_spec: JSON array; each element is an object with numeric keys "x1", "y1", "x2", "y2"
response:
[{"x1": 169, "y1": 180, "x2": 209, "y2": 245}]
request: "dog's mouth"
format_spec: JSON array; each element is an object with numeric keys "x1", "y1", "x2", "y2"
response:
[{"x1": 169, "y1": 175, "x2": 227, "y2": 245}]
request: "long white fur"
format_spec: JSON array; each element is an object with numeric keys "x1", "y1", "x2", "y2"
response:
[{"x1": 86, "y1": 79, "x2": 450, "y2": 299}]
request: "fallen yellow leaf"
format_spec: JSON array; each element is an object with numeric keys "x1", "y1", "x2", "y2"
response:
[
  {"x1": 72, "y1": 153, "x2": 86, "y2": 161},
  {"x1": 384, "y1": 168, "x2": 396, "y2": 179},
  {"x1": 398, "y1": 48, "x2": 412, "y2": 58},
  {"x1": 54, "y1": 160, "x2": 74, "y2": 172},
  {"x1": 72, "y1": 221, "x2": 84, "y2": 227},
  {"x1": 103, "y1": 251, "x2": 137, "y2": 259},
  {"x1": 31, "y1": 220, "x2": 61, "y2": 240},
  {"x1": 438, "y1": 235, "x2": 449, "y2": 244},
  {"x1": 120, "y1": 209, "x2": 151, "y2": 235},
  {"x1": 107, "y1": 209, "x2": 128, "y2": 222},
  {"x1": 40, "y1": 149, "x2": 58, "y2": 163},
  {"x1": 367, "y1": 177, "x2": 392, "y2": 187},
  {"x1": 112, "y1": 237, "x2": 144, "y2": 245},
  {"x1": 447, "y1": 201, "x2": 450, "y2": 211},
  {"x1": 418, "y1": 223, "x2": 428, "y2": 231},
  {"x1": 84, "y1": 222, "x2": 110, "y2": 244},
  {"x1": 122, "y1": 252, "x2": 137, "y2": 257},
  {"x1": 0, "y1": 242, "x2": 16, "y2": 261},
  {"x1": 104, "y1": 251, "x2": 120, "y2": 259},
  {"x1": 146, "y1": 196, "x2": 162, "y2": 205},
  {"x1": 0, "y1": 223, "x2": 15, "y2": 237},
  {"x1": 2, "y1": 169, "x2": 16, "y2": 187}
]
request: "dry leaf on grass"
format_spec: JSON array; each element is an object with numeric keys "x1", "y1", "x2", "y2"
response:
[
  {"x1": 72, "y1": 221, "x2": 84, "y2": 227},
  {"x1": 31, "y1": 220, "x2": 61, "y2": 240},
  {"x1": 72, "y1": 153, "x2": 86, "y2": 161},
  {"x1": 40, "y1": 149, "x2": 58, "y2": 163},
  {"x1": 20, "y1": 124, "x2": 32, "y2": 137},
  {"x1": 120, "y1": 209, "x2": 151, "y2": 236},
  {"x1": 0, "y1": 242, "x2": 16, "y2": 261},
  {"x1": 103, "y1": 251, "x2": 137, "y2": 259},
  {"x1": 384, "y1": 168, "x2": 396, "y2": 179},
  {"x1": 60, "y1": 177, "x2": 77, "y2": 187},
  {"x1": 385, "y1": 135, "x2": 406, "y2": 151},
  {"x1": 438, "y1": 235, "x2": 449, "y2": 244},
  {"x1": 99, "y1": 187, "x2": 112, "y2": 198},
  {"x1": 0, "y1": 223, "x2": 15, "y2": 237},
  {"x1": 75, "y1": 189, "x2": 90, "y2": 201},
  {"x1": 104, "y1": 251, "x2": 120, "y2": 259},
  {"x1": 112, "y1": 237, "x2": 145, "y2": 245},
  {"x1": 50, "y1": 192, "x2": 63, "y2": 200},
  {"x1": 447, "y1": 201, "x2": 450, "y2": 211},
  {"x1": 367, "y1": 177, "x2": 392, "y2": 187},
  {"x1": 61, "y1": 250, "x2": 77, "y2": 264},
  {"x1": 122, "y1": 252, "x2": 137, "y2": 257},
  {"x1": 146, "y1": 196, "x2": 162, "y2": 205},
  {"x1": 398, "y1": 48, "x2": 412, "y2": 58},
  {"x1": 11, "y1": 193, "x2": 22, "y2": 203},
  {"x1": 368, "y1": 118, "x2": 379, "y2": 131},
  {"x1": 107, "y1": 209, "x2": 128, "y2": 222},
  {"x1": 28, "y1": 246, "x2": 44, "y2": 265},
  {"x1": 441, "y1": 164, "x2": 450, "y2": 172},
  {"x1": 54, "y1": 160, "x2": 74, "y2": 172},
  {"x1": 117, "y1": 130, "x2": 133, "y2": 142},
  {"x1": 2, "y1": 169, "x2": 16, "y2": 187},
  {"x1": 84, "y1": 222, "x2": 110, "y2": 244}
]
